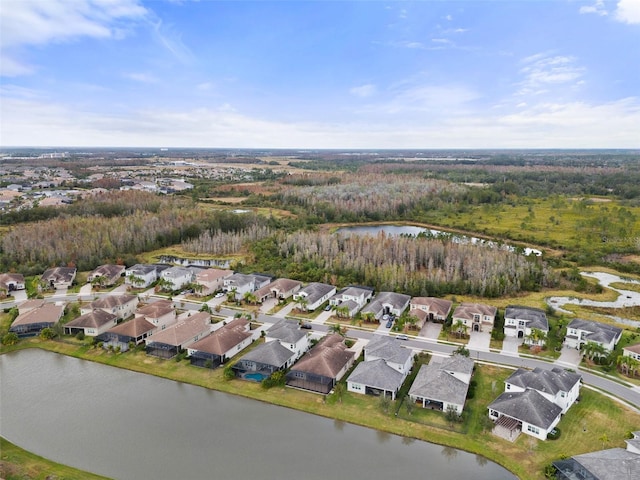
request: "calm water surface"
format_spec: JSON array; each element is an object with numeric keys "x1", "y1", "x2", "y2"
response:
[{"x1": 0, "y1": 350, "x2": 516, "y2": 480}]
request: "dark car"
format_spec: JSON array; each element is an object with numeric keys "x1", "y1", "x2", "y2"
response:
[
  {"x1": 300, "y1": 323, "x2": 312, "y2": 329},
  {"x1": 385, "y1": 319, "x2": 393, "y2": 328}
]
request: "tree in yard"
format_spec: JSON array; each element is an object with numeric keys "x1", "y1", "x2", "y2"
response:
[
  {"x1": 379, "y1": 394, "x2": 391, "y2": 414},
  {"x1": 243, "y1": 291, "x2": 257, "y2": 305},
  {"x1": 297, "y1": 297, "x2": 308, "y2": 312},
  {"x1": 333, "y1": 382, "x2": 344, "y2": 403},
  {"x1": 127, "y1": 275, "x2": 145, "y2": 289},
  {"x1": 1, "y1": 332, "x2": 19, "y2": 346},
  {"x1": 617, "y1": 355, "x2": 639, "y2": 377},
  {"x1": 453, "y1": 345, "x2": 470, "y2": 357},
  {"x1": 336, "y1": 305, "x2": 349, "y2": 318},
  {"x1": 39, "y1": 327, "x2": 57, "y2": 340},
  {"x1": 226, "y1": 287, "x2": 238, "y2": 303},
  {"x1": 452, "y1": 319, "x2": 468, "y2": 339},
  {"x1": 526, "y1": 328, "x2": 547, "y2": 346},
  {"x1": 404, "y1": 395, "x2": 414, "y2": 415},
  {"x1": 329, "y1": 323, "x2": 345, "y2": 336},
  {"x1": 581, "y1": 341, "x2": 606, "y2": 361},
  {"x1": 445, "y1": 404, "x2": 460, "y2": 425}
]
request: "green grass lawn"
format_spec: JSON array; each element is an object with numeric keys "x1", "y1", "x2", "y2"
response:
[{"x1": 0, "y1": 437, "x2": 109, "y2": 480}]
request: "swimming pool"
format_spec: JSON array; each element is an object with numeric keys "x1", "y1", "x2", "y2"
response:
[{"x1": 244, "y1": 372, "x2": 267, "y2": 382}]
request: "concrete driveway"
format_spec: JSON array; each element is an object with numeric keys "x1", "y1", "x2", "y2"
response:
[
  {"x1": 501, "y1": 336, "x2": 521, "y2": 356},
  {"x1": 259, "y1": 297, "x2": 278, "y2": 313},
  {"x1": 556, "y1": 346, "x2": 582, "y2": 368},
  {"x1": 273, "y1": 302, "x2": 297, "y2": 318},
  {"x1": 11, "y1": 290, "x2": 27, "y2": 303},
  {"x1": 314, "y1": 310, "x2": 334, "y2": 324},
  {"x1": 467, "y1": 330, "x2": 491, "y2": 351},
  {"x1": 420, "y1": 322, "x2": 443, "y2": 340}
]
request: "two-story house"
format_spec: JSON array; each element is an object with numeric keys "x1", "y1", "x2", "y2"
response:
[
  {"x1": 564, "y1": 318, "x2": 623, "y2": 354},
  {"x1": 409, "y1": 297, "x2": 453, "y2": 329},
  {"x1": 453, "y1": 302, "x2": 498, "y2": 334},
  {"x1": 504, "y1": 305, "x2": 548, "y2": 345}
]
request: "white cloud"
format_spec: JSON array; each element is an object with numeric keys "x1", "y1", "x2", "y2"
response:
[
  {"x1": 123, "y1": 72, "x2": 159, "y2": 83},
  {"x1": 0, "y1": 0, "x2": 147, "y2": 77},
  {"x1": 579, "y1": 0, "x2": 608, "y2": 16},
  {"x1": 517, "y1": 54, "x2": 585, "y2": 96},
  {"x1": 2, "y1": 95, "x2": 639, "y2": 149},
  {"x1": 350, "y1": 84, "x2": 377, "y2": 98},
  {"x1": 615, "y1": 0, "x2": 640, "y2": 24}
]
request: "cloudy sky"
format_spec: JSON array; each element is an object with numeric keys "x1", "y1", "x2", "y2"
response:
[{"x1": 1, "y1": 0, "x2": 639, "y2": 149}]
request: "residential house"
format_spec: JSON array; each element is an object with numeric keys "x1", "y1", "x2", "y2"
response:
[
  {"x1": 488, "y1": 366, "x2": 581, "y2": 441},
  {"x1": 125, "y1": 264, "x2": 159, "y2": 288},
  {"x1": 488, "y1": 389, "x2": 562, "y2": 441},
  {"x1": 453, "y1": 302, "x2": 498, "y2": 334},
  {"x1": 409, "y1": 297, "x2": 453, "y2": 329},
  {"x1": 188, "y1": 318, "x2": 254, "y2": 368},
  {"x1": 293, "y1": 282, "x2": 336, "y2": 311},
  {"x1": 145, "y1": 312, "x2": 211, "y2": 359},
  {"x1": 347, "y1": 359, "x2": 405, "y2": 400},
  {"x1": 365, "y1": 335, "x2": 413, "y2": 375},
  {"x1": 81, "y1": 294, "x2": 138, "y2": 321},
  {"x1": 10, "y1": 303, "x2": 65, "y2": 337},
  {"x1": 254, "y1": 278, "x2": 302, "y2": 303},
  {"x1": 160, "y1": 266, "x2": 194, "y2": 291},
  {"x1": 504, "y1": 305, "x2": 548, "y2": 344},
  {"x1": 17, "y1": 299, "x2": 45, "y2": 315},
  {"x1": 194, "y1": 268, "x2": 233, "y2": 296},
  {"x1": 347, "y1": 335, "x2": 413, "y2": 400},
  {"x1": 64, "y1": 310, "x2": 118, "y2": 337},
  {"x1": 286, "y1": 334, "x2": 356, "y2": 394},
  {"x1": 564, "y1": 318, "x2": 623, "y2": 354},
  {"x1": 96, "y1": 317, "x2": 156, "y2": 351},
  {"x1": 87, "y1": 264, "x2": 125, "y2": 287},
  {"x1": 360, "y1": 292, "x2": 411, "y2": 322},
  {"x1": 223, "y1": 273, "x2": 272, "y2": 301},
  {"x1": 408, "y1": 354, "x2": 474, "y2": 415},
  {"x1": 553, "y1": 431, "x2": 640, "y2": 479},
  {"x1": 41, "y1": 267, "x2": 76, "y2": 289},
  {"x1": 329, "y1": 286, "x2": 374, "y2": 317},
  {"x1": 0, "y1": 273, "x2": 25, "y2": 293},
  {"x1": 623, "y1": 343, "x2": 640, "y2": 362},
  {"x1": 134, "y1": 299, "x2": 176, "y2": 330},
  {"x1": 231, "y1": 340, "x2": 298, "y2": 381},
  {"x1": 265, "y1": 319, "x2": 310, "y2": 361},
  {"x1": 504, "y1": 367, "x2": 581, "y2": 414}
]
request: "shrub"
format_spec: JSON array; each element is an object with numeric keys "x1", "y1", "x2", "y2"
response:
[
  {"x1": 1, "y1": 332, "x2": 19, "y2": 346},
  {"x1": 223, "y1": 365, "x2": 236, "y2": 380},
  {"x1": 39, "y1": 327, "x2": 57, "y2": 340},
  {"x1": 75, "y1": 331, "x2": 85, "y2": 341},
  {"x1": 547, "y1": 427, "x2": 561, "y2": 440}
]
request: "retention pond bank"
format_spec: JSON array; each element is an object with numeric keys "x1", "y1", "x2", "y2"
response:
[{"x1": 1, "y1": 349, "x2": 515, "y2": 480}]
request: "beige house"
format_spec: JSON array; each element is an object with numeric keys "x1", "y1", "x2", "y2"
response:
[
  {"x1": 135, "y1": 299, "x2": 176, "y2": 330},
  {"x1": 194, "y1": 268, "x2": 233, "y2": 296},
  {"x1": 81, "y1": 294, "x2": 138, "y2": 321},
  {"x1": 452, "y1": 303, "x2": 497, "y2": 333},
  {"x1": 64, "y1": 310, "x2": 118, "y2": 337},
  {"x1": 145, "y1": 312, "x2": 211, "y2": 358},
  {"x1": 254, "y1": 278, "x2": 302, "y2": 303},
  {"x1": 87, "y1": 264, "x2": 125, "y2": 286},
  {"x1": 10, "y1": 303, "x2": 65, "y2": 337},
  {"x1": 409, "y1": 297, "x2": 453, "y2": 328}
]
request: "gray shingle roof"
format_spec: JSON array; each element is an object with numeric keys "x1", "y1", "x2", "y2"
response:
[
  {"x1": 361, "y1": 291, "x2": 410, "y2": 316},
  {"x1": 240, "y1": 340, "x2": 295, "y2": 368},
  {"x1": 297, "y1": 282, "x2": 335, "y2": 305},
  {"x1": 266, "y1": 320, "x2": 307, "y2": 344},
  {"x1": 488, "y1": 389, "x2": 562, "y2": 429},
  {"x1": 347, "y1": 358, "x2": 404, "y2": 392},
  {"x1": 409, "y1": 363, "x2": 470, "y2": 407},
  {"x1": 365, "y1": 335, "x2": 412, "y2": 365},
  {"x1": 560, "y1": 448, "x2": 640, "y2": 480},
  {"x1": 504, "y1": 305, "x2": 548, "y2": 330},
  {"x1": 440, "y1": 354, "x2": 475, "y2": 376},
  {"x1": 567, "y1": 319, "x2": 623, "y2": 345},
  {"x1": 506, "y1": 367, "x2": 581, "y2": 395}
]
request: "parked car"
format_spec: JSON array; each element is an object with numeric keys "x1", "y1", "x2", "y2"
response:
[
  {"x1": 300, "y1": 323, "x2": 312, "y2": 330},
  {"x1": 396, "y1": 334, "x2": 408, "y2": 341},
  {"x1": 324, "y1": 305, "x2": 332, "y2": 311},
  {"x1": 385, "y1": 319, "x2": 393, "y2": 328},
  {"x1": 214, "y1": 292, "x2": 225, "y2": 298}
]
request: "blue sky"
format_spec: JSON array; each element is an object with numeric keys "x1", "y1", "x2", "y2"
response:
[{"x1": 1, "y1": 0, "x2": 639, "y2": 148}]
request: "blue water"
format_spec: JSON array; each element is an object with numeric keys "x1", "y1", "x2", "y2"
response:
[{"x1": 244, "y1": 372, "x2": 267, "y2": 382}]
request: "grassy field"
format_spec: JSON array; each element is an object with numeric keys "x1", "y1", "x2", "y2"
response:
[
  {"x1": 0, "y1": 437, "x2": 109, "y2": 480},
  {"x1": 2, "y1": 339, "x2": 638, "y2": 480}
]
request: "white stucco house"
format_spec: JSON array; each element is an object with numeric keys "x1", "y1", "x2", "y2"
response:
[
  {"x1": 564, "y1": 318, "x2": 623, "y2": 354},
  {"x1": 293, "y1": 282, "x2": 336, "y2": 311},
  {"x1": 160, "y1": 266, "x2": 194, "y2": 291},
  {"x1": 504, "y1": 305, "x2": 549, "y2": 345}
]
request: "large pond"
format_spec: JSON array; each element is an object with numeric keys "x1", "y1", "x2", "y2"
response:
[
  {"x1": 335, "y1": 224, "x2": 542, "y2": 256},
  {"x1": 0, "y1": 350, "x2": 516, "y2": 480}
]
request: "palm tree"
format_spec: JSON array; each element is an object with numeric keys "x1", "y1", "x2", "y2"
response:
[
  {"x1": 297, "y1": 297, "x2": 308, "y2": 312},
  {"x1": 329, "y1": 323, "x2": 345, "y2": 336},
  {"x1": 226, "y1": 287, "x2": 238, "y2": 303},
  {"x1": 581, "y1": 341, "x2": 606, "y2": 361},
  {"x1": 453, "y1": 319, "x2": 468, "y2": 338},
  {"x1": 127, "y1": 274, "x2": 144, "y2": 289},
  {"x1": 243, "y1": 291, "x2": 257, "y2": 305},
  {"x1": 526, "y1": 328, "x2": 547, "y2": 346}
]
